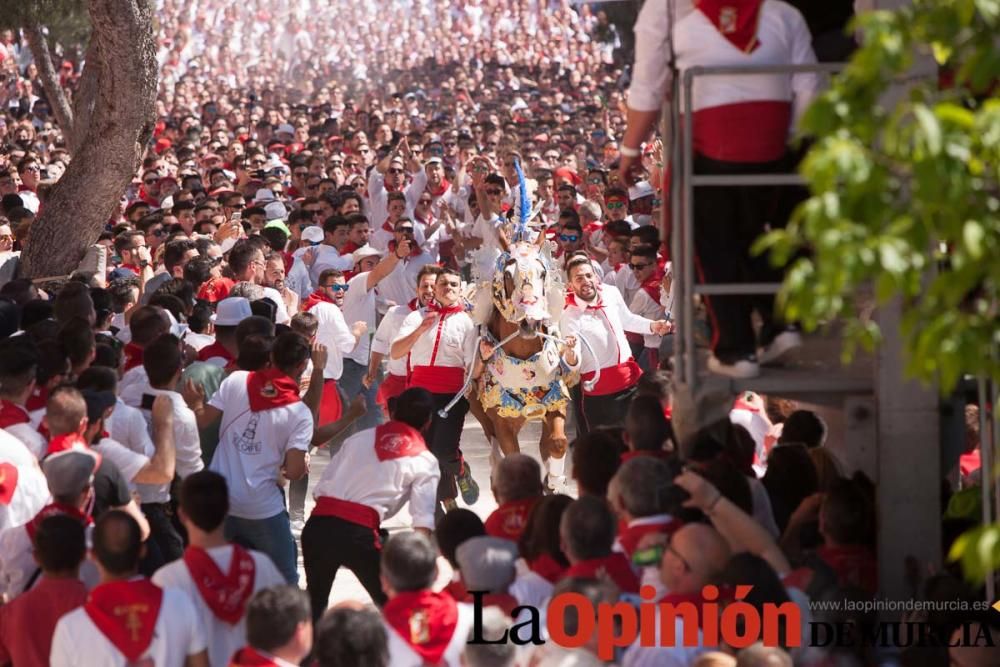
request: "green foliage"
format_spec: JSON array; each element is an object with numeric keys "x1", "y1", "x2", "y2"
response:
[
  {"x1": 0, "y1": 0, "x2": 90, "y2": 50},
  {"x1": 754, "y1": 0, "x2": 1000, "y2": 394}
]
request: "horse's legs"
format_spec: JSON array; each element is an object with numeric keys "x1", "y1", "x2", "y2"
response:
[
  {"x1": 467, "y1": 383, "x2": 496, "y2": 441},
  {"x1": 540, "y1": 410, "x2": 569, "y2": 490},
  {"x1": 486, "y1": 408, "x2": 523, "y2": 476}
]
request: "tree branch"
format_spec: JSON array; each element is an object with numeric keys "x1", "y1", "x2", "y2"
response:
[
  {"x1": 23, "y1": 21, "x2": 75, "y2": 151},
  {"x1": 70, "y1": 37, "x2": 100, "y2": 152}
]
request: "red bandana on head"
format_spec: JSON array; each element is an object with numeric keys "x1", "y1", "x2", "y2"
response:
[
  {"x1": 246, "y1": 367, "x2": 301, "y2": 412},
  {"x1": 383, "y1": 591, "x2": 458, "y2": 665},
  {"x1": 0, "y1": 463, "x2": 18, "y2": 506},
  {"x1": 303, "y1": 289, "x2": 335, "y2": 312},
  {"x1": 183, "y1": 545, "x2": 256, "y2": 624},
  {"x1": 84, "y1": 579, "x2": 164, "y2": 662},
  {"x1": 373, "y1": 421, "x2": 428, "y2": 461},
  {"x1": 26, "y1": 502, "x2": 93, "y2": 540},
  {"x1": 123, "y1": 343, "x2": 144, "y2": 372},
  {"x1": 697, "y1": 0, "x2": 764, "y2": 52}
]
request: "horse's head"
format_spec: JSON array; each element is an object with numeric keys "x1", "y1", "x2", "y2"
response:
[{"x1": 492, "y1": 234, "x2": 552, "y2": 335}]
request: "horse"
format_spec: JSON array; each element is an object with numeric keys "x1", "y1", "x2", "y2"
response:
[{"x1": 468, "y1": 229, "x2": 575, "y2": 490}]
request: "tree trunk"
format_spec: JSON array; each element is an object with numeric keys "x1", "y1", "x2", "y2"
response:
[
  {"x1": 23, "y1": 22, "x2": 76, "y2": 151},
  {"x1": 21, "y1": 0, "x2": 157, "y2": 279}
]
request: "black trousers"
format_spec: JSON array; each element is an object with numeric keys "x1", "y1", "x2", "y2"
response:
[
  {"x1": 141, "y1": 502, "x2": 184, "y2": 564},
  {"x1": 427, "y1": 393, "x2": 468, "y2": 502},
  {"x1": 573, "y1": 384, "x2": 637, "y2": 435},
  {"x1": 301, "y1": 515, "x2": 387, "y2": 621},
  {"x1": 692, "y1": 153, "x2": 806, "y2": 360}
]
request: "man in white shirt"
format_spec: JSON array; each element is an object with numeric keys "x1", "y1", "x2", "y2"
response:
[
  {"x1": 50, "y1": 511, "x2": 209, "y2": 667},
  {"x1": 303, "y1": 387, "x2": 441, "y2": 615},
  {"x1": 302, "y1": 268, "x2": 365, "y2": 431},
  {"x1": 190, "y1": 332, "x2": 313, "y2": 584},
  {"x1": 381, "y1": 532, "x2": 474, "y2": 667},
  {"x1": 560, "y1": 255, "x2": 670, "y2": 433},
  {"x1": 0, "y1": 337, "x2": 48, "y2": 459},
  {"x1": 368, "y1": 264, "x2": 442, "y2": 418},
  {"x1": 309, "y1": 217, "x2": 355, "y2": 283},
  {"x1": 128, "y1": 333, "x2": 205, "y2": 563},
  {"x1": 376, "y1": 218, "x2": 437, "y2": 309},
  {"x1": 153, "y1": 471, "x2": 285, "y2": 667},
  {"x1": 391, "y1": 268, "x2": 480, "y2": 511},
  {"x1": 337, "y1": 243, "x2": 408, "y2": 434}
]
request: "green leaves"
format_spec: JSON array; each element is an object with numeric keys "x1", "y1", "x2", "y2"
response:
[
  {"x1": 760, "y1": 0, "x2": 1000, "y2": 396},
  {"x1": 950, "y1": 522, "x2": 1000, "y2": 584}
]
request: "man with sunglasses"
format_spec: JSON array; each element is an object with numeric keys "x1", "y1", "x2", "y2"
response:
[
  {"x1": 603, "y1": 187, "x2": 634, "y2": 227},
  {"x1": 627, "y1": 245, "x2": 672, "y2": 369},
  {"x1": 368, "y1": 140, "x2": 425, "y2": 233}
]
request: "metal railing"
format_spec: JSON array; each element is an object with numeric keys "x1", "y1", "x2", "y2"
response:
[{"x1": 668, "y1": 62, "x2": 847, "y2": 387}]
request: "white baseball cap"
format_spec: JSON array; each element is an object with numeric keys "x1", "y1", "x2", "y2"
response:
[
  {"x1": 276, "y1": 123, "x2": 295, "y2": 137},
  {"x1": 264, "y1": 201, "x2": 286, "y2": 222},
  {"x1": 214, "y1": 297, "x2": 252, "y2": 326},
  {"x1": 301, "y1": 226, "x2": 324, "y2": 243},
  {"x1": 628, "y1": 180, "x2": 655, "y2": 201}
]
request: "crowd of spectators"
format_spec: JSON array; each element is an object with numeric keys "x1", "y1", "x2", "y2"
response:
[{"x1": 0, "y1": 1, "x2": 993, "y2": 666}]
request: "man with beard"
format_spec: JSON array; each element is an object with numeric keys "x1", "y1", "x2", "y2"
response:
[
  {"x1": 301, "y1": 388, "x2": 440, "y2": 616},
  {"x1": 560, "y1": 255, "x2": 671, "y2": 433}
]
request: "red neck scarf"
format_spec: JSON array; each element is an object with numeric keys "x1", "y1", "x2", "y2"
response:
[
  {"x1": 388, "y1": 239, "x2": 423, "y2": 258},
  {"x1": 0, "y1": 463, "x2": 18, "y2": 505},
  {"x1": 26, "y1": 502, "x2": 93, "y2": 540},
  {"x1": 564, "y1": 553, "x2": 640, "y2": 593},
  {"x1": 198, "y1": 341, "x2": 234, "y2": 364},
  {"x1": 25, "y1": 385, "x2": 48, "y2": 412},
  {"x1": 383, "y1": 590, "x2": 458, "y2": 665},
  {"x1": 485, "y1": 496, "x2": 540, "y2": 541},
  {"x1": 227, "y1": 648, "x2": 281, "y2": 666},
  {"x1": 428, "y1": 301, "x2": 462, "y2": 315},
  {"x1": 407, "y1": 298, "x2": 420, "y2": 311},
  {"x1": 617, "y1": 516, "x2": 683, "y2": 559},
  {"x1": 640, "y1": 272, "x2": 664, "y2": 304},
  {"x1": 529, "y1": 553, "x2": 568, "y2": 583},
  {"x1": 123, "y1": 343, "x2": 144, "y2": 372},
  {"x1": 374, "y1": 421, "x2": 428, "y2": 461},
  {"x1": 427, "y1": 180, "x2": 450, "y2": 198},
  {"x1": 246, "y1": 367, "x2": 301, "y2": 412},
  {"x1": 303, "y1": 289, "x2": 335, "y2": 312},
  {"x1": 565, "y1": 290, "x2": 604, "y2": 311},
  {"x1": 382, "y1": 218, "x2": 396, "y2": 233},
  {"x1": 84, "y1": 579, "x2": 164, "y2": 662},
  {"x1": 0, "y1": 399, "x2": 30, "y2": 428},
  {"x1": 697, "y1": 0, "x2": 764, "y2": 52},
  {"x1": 183, "y1": 544, "x2": 256, "y2": 624},
  {"x1": 341, "y1": 240, "x2": 360, "y2": 255}
]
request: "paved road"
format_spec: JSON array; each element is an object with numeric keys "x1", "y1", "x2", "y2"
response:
[{"x1": 295, "y1": 414, "x2": 578, "y2": 608}]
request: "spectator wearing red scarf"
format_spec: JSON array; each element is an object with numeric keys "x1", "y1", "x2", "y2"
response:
[{"x1": 153, "y1": 472, "x2": 285, "y2": 667}]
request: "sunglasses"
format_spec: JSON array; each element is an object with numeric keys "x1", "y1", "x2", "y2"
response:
[
  {"x1": 293, "y1": 171, "x2": 308, "y2": 177},
  {"x1": 587, "y1": 177, "x2": 604, "y2": 185},
  {"x1": 150, "y1": 228, "x2": 166, "y2": 237},
  {"x1": 304, "y1": 209, "x2": 323, "y2": 216},
  {"x1": 144, "y1": 179, "x2": 158, "y2": 185},
  {"x1": 606, "y1": 201, "x2": 625, "y2": 210},
  {"x1": 387, "y1": 168, "x2": 404, "y2": 175},
  {"x1": 323, "y1": 283, "x2": 349, "y2": 292},
  {"x1": 630, "y1": 262, "x2": 652, "y2": 271},
  {"x1": 652, "y1": 198, "x2": 663, "y2": 207},
  {"x1": 559, "y1": 234, "x2": 579, "y2": 242},
  {"x1": 396, "y1": 227, "x2": 415, "y2": 234},
  {"x1": 250, "y1": 159, "x2": 267, "y2": 166}
]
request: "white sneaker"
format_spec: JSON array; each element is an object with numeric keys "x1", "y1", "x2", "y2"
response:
[
  {"x1": 544, "y1": 475, "x2": 567, "y2": 493},
  {"x1": 707, "y1": 355, "x2": 761, "y2": 379},
  {"x1": 757, "y1": 331, "x2": 803, "y2": 366}
]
